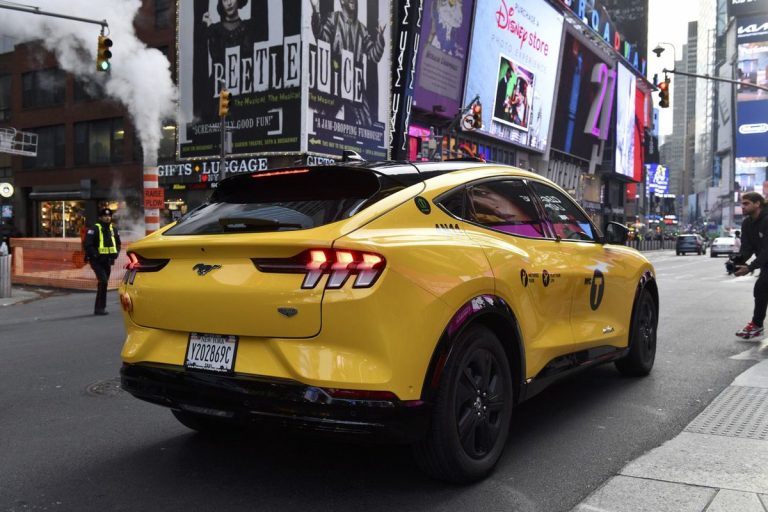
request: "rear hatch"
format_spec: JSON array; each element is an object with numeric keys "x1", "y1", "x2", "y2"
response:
[{"x1": 125, "y1": 166, "x2": 410, "y2": 338}]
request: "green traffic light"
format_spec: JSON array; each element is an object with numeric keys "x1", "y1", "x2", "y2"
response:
[{"x1": 99, "y1": 61, "x2": 110, "y2": 71}]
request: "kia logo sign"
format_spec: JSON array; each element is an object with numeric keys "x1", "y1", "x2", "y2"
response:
[{"x1": 739, "y1": 123, "x2": 768, "y2": 134}]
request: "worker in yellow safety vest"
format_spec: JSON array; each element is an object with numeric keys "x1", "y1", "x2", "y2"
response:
[{"x1": 84, "y1": 208, "x2": 121, "y2": 315}]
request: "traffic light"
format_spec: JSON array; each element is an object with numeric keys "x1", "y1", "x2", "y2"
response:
[
  {"x1": 658, "y1": 77, "x2": 670, "y2": 108},
  {"x1": 96, "y1": 35, "x2": 113, "y2": 72},
  {"x1": 218, "y1": 89, "x2": 232, "y2": 117},
  {"x1": 471, "y1": 102, "x2": 482, "y2": 129}
]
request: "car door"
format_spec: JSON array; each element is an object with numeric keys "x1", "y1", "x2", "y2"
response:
[
  {"x1": 451, "y1": 178, "x2": 576, "y2": 379},
  {"x1": 527, "y1": 181, "x2": 634, "y2": 348}
]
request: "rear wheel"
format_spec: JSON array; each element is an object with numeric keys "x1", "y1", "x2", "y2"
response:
[
  {"x1": 413, "y1": 325, "x2": 514, "y2": 483},
  {"x1": 616, "y1": 288, "x2": 657, "y2": 377}
]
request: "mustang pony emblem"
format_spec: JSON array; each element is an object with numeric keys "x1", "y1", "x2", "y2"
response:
[{"x1": 193, "y1": 263, "x2": 222, "y2": 276}]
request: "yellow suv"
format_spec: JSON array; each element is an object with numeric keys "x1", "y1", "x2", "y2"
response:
[{"x1": 119, "y1": 162, "x2": 657, "y2": 483}]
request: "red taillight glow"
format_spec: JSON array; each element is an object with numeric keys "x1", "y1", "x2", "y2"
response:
[
  {"x1": 251, "y1": 168, "x2": 310, "y2": 178},
  {"x1": 123, "y1": 252, "x2": 169, "y2": 284},
  {"x1": 253, "y1": 249, "x2": 386, "y2": 290},
  {"x1": 325, "y1": 388, "x2": 399, "y2": 401}
]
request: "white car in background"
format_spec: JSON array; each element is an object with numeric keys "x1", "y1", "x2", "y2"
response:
[{"x1": 710, "y1": 237, "x2": 740, "y2": 258}]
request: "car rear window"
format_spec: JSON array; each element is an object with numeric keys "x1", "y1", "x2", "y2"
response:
[{"x1": 165, "y1": 167, "x2": 398, "y2": 235}]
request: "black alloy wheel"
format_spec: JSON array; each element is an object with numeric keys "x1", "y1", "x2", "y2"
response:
[
  {"x1": 413, "y1": 325, "x2": 514, "y2": 483},
  {"x1": 616, "y1": 288, "x2": 657, "y2": 377}
]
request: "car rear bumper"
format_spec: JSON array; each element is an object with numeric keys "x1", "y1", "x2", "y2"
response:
[{"x1": 120, "y1": 363, "x2": 430, "y2": 443}]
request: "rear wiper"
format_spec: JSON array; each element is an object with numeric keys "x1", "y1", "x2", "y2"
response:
[{"x1": 218, "y1": 217, "x2": 304, "y2": 231}]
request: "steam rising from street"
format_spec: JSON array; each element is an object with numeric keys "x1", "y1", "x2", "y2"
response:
[{"x1": 0, "y1": 0, "x2": 177, "y2": 163}]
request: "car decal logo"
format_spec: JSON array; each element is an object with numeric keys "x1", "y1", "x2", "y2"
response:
[
  {"x1": 542, "y1": 270, "x2": 550, "y2": 287},
  {"x1": 193, "y1": 263, "x2": 222, "y2": 276},
  {"x1": 278, "y1": 307, "x2": 298, "y2": 318},
  {"x1": 520, "y1": 269, "x2": 528, "y2": 287},
  {"x1": 415, "y1": 196, "x2": 431, "y2": 214},
  {"x1": 590, "y1": 270, "x2": 605, "y2": 310}
]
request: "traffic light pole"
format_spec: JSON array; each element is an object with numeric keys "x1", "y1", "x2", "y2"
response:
[
  {"x1": 220, "y1": 115, "x2": 227, "y2": 181},
  {"x1": 662, "y1": 67, "x2": 768, "y2": 93},
  {"x1": 0, "y1": 4, "x2": 107, "y2": 31}
]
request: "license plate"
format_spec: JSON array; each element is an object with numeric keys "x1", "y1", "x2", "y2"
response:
[{"x1": 185, "y1": 332, "x2": 238, "y2": 373}]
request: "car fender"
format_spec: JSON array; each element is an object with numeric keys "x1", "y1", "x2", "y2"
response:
[{"x1": 420, "y1": 294, "x2": 525, "y2": 404}]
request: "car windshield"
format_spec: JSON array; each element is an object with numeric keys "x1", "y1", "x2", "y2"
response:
[{"x1": 165, "y1": 167, "x2": 402, "y2": 235}]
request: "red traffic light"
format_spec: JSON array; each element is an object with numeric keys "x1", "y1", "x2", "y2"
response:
[{"x1": 658, "y1": 81, "x2": 669, "y2": 91}]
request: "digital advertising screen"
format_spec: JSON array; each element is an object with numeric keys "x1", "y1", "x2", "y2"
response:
[
  {"x1": 412, "y1": 0, "x2": 474, "y2": 118},
  {"x1": 551, "y1": 32, "x2": 612, "y2": 161},
  {"x1": 615, "y1": 63, "x2": 636, "y2": 178},
  {"x1": 646, "y1": 163, "x2": 669, "y2": 196},
  {"x1": 178, "y1": 0, "x2": 302, "y2": 159},
  {"x1": 304, "y1": 0, "x2": 392, "y2": 160},
  {"x1": 462, "y1": 0, "x2": 564, "y2": 153}
]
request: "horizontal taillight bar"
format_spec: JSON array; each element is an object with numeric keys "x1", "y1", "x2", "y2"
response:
[
  {"x1": 123, "y1": 252, "x2": 169, "y2": 284},
  {"x1": 252, "y1": 248, "x2": 386, "y2": 289}
]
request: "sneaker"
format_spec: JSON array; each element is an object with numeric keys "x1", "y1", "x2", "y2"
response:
[
  {"x1": 735, "y1": 321, "x2": 764, "y2": 339},
  {"x1": 94, "y1": 310, "x2": 109, "y2": 316}
]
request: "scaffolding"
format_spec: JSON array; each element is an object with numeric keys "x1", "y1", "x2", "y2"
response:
[{"x1": 0, "y1": 127, "x2": 38, "y2": 157}]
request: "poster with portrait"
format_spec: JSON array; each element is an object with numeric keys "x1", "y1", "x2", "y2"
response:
[
  {"x1": 304, "y1": 0, "x2": 392, "y2": 160},
  {"x1": 462, "y1": 0, "x2": 564, "y2": 153},
  {"x1": 177, "y1": 0, "x2": 302, "y2": 159},
  {"x1": 412, "y1": 0, "x2": 474, "y2": 118},
  {"x1": 492, "y1": 55, "x2": 534, "y2": 132}
]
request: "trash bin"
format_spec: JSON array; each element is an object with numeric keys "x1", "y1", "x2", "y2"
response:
[{"x1": 0, "y1": 254, "x2": 10, "y2": 298}]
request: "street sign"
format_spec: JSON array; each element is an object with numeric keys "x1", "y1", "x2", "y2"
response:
[{"x1": 143, "y1": 187, "x2": 164, "y2": 209}]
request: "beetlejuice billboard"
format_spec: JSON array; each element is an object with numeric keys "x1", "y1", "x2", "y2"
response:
[
  {"x1": 178, "y1": 0, "x2": 392, "y2": 161},
  {"x1": 462, "y1": 0, "x2": 564, "y2": 152}
]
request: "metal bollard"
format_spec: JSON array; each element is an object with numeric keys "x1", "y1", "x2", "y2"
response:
[{"x1": 0, "y1": 254, "x2": 11, "y2": 298}]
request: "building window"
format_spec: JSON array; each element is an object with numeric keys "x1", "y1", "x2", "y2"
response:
[
  {"x1": 155, "y1": 0, "x2": 171, "y2": 29},
  {"x1": 21, "y1": 69, "x2": 66, "y2": 109},
  {"x1": 22, "y1": 125, "x2": 65, "y2": 169},
  {"x1": 74, "y1": 118, "x2": 124, "y2": 165},
  {"x1": 159, "y1": 121, "x2": 176, "y2": 160},
  {"x1": 73, "y1": 78, "x2": 106, "y2": 102},
  {"x1": 0, "y1": 75, "x2": 10, "y2": 121}
]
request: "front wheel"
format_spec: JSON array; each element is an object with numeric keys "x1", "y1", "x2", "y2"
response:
[
  {"x1": 615, "y1": 288, "x2": 657, "y2": 377},
  {"x1": 413, "y1": 325, "x2": 514, "y2": 483}
]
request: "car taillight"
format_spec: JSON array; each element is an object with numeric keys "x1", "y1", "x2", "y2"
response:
[
  {"x1": 253, "y1": 249, "x2": 386, "y2": 289},
  {"x1": 123, "y1": 252, "x2": 169, "y2": 284}
]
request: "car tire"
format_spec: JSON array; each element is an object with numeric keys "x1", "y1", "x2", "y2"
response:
[
  {"x1": 615, "y1": 288, "x2": 657, "y2": 377},
  {"x1": 676, "y1": 251, "x2": 681, "y2": 256},
  {"x1": 413, "y1": 325, "x2": 514, "y2": 483},
  {"x1": 711, "y1": 252, "x2": 716, "y2": 258},
  {"x1": 171, "y1": 409, "x2": 238, "y2": 435}
]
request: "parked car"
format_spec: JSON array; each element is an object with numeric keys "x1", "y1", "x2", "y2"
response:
[
  {"x1": 710, "y1": 236, "x2": 741, "y2": 258},
  {"x1": 676, "y1": 234, "x2": 706, "y2": 255},
  {"x1": 118, "y1": 161, "x2": 658, "y2": 483}
]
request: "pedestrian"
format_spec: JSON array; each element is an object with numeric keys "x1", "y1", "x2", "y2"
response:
[
  {"x1": 84, "y1": 208, "x2": 121, "y2": 315},
  {"x1": 733, "y1": 192, "x2": 768, "y2": 339}
]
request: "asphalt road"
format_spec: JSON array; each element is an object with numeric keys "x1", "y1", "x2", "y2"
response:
[{"x1": 0, "y1": 251, "x2": 762, "y2": 512}]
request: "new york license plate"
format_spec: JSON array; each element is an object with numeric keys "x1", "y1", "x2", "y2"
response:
[{"x1": 185, "y1": 332, "x2": 238, "y2": 373}]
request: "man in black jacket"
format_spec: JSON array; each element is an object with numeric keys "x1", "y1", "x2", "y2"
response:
[
  {"x1": 84, "y1": 208, "x2": 121, "y2": 315},
  {"x1": 734, "y1": 192, "x2": 768, "y2": 338}
]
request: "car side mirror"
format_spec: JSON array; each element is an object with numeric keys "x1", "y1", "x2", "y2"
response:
[{"x1": 604, "y1": 222, "x2": 629, "y2": 245}]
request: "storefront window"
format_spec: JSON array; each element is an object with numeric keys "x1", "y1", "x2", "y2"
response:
[{"x1": 39, "y1": 201, "x2": 86, "y2": 238}]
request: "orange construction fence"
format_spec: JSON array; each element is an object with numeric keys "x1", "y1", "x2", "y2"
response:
[{"x1": 10, "y1": 238, "x2": 132, "y2": 291}]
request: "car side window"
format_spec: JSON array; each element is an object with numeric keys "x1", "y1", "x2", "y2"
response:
[
  {"x1": 529, "y1": 182, "x2": 597, "y2": 242},
  {"x1": 466, "y1": 180, "x2": 546, "y2": 238}
]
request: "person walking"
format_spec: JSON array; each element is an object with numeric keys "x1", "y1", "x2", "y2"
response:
[
  {"x1": 84, "y1": 208, "x2": 121, "y2": 315},
  {"x1": 733, "y1": 192, "x2": 768, "y2": 338}
]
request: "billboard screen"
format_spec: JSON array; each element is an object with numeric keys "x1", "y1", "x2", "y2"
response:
[
  {"x1": 615, "y1": 64, "x2": 636, "y2": 178},
  {"x1": 551, "y1": 32, "x2": 612, "y2": 161},
  {"x1": 412, "y1": 0, "x2": 474, "y2": 118},
  {"x1": 178, "y1": 0, "x2": 302, "y2": 159},
  {"x1": 737, "y1": 16, "x2": 768, "y2": 158},
  {"x1": 729, "y1": 0, "x2": 768, "y2": 18},
  {"x1": 462, "y1": 0, "x2": 564, "y2": 153},
  {"x1": 646, "y1": 163, "x2": 669, "y2": 196},
  {"x1": 305, "y1": 0, "x2": 392, "y2": 160}
]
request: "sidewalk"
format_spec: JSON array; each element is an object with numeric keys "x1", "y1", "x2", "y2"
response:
[
  {"x1": 0, "y1": 285, "x2": 44, "y2": 306},
  {"x1": 573, "y1": 357, "x2": 768, "y2": 512}
]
